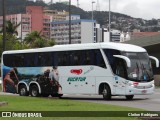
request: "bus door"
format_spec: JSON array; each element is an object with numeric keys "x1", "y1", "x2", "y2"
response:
[{"x1": 114, "y1": 59, "x2": 127, "y2": 95}]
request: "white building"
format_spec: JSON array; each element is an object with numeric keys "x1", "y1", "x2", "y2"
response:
[
  {"x1": 96, "y1": 27, "x2": 110, "y2": 42},
  {"x1": 110, "y1": 29, "x2": 121, "y2": 42},
  {"x1": 51, "y1": 15, "x2": 98, "y2": 44}
]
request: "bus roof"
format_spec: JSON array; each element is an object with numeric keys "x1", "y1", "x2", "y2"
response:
[{"x1": 2, "y1": 42, "x2": 146, "y2": 54}]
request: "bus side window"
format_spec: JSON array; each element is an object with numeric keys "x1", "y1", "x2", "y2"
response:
[
  {"x1": 3, "y1": 54, "x2": 13, "y2": 67},
  {"x1": 104, "y1": 49, "x2": 121, "y2": 73},
  {"x1": 38, "y1": 53, "x2": 44, "y2": 66},
  {"x1": 63, "y1": 52, "x2": 70, "y2": 66},
  {"x1": 38, "y1": 52, "x2": 53, "y2": 66},
  {"x1": 24, "y1": 53, "x2": 37, "y2": 67},
  {"x1": 14, "y1": 54, "x2": 24, "y2": 67},
  {"x1": 115, "y1": 59, "x2": 126, "y2": 78},
  {"x1": 73, "y1": 51, "x2": 81, "y2": 65},
  {"x1": 4, "y1": 54, "x2": 25, "y2": 67},
  {"x1": 57, "y1": 52, "x2": 63, "y2": 66},
  {"x1": 95, "y1": 50, "x2": 106, "y2": 68},
  {"x1": 83, "y1": 50, "x2": 91, "y2": 65},
  {"x1": 53, "y1": 52, "x2": 58, "y2": 66}
]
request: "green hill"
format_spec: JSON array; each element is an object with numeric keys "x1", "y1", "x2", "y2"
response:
[{"x1": 0, "y1": 0, "x2": 132, "y2": 25}]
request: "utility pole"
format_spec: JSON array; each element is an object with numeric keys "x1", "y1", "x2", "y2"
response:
[
  {"x1": 92, "y1": 1, "x2": 95, "y2": 43},
  {"x1": 77, "y1": 0, "x2": 80, "y2": 8},
  {"x1": 2, "y1": 0, "x2": 6, "y2": 51},
  {"x1": 69, "y1": 0, "x2": 71, "y2": 44},
  {"x1": 109, "y1": 0, "x2": 111, "y2": 41}
]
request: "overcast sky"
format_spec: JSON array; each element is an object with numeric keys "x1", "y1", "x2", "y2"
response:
[{"x1": 43, "y1": 0, "x2": 160, "y2": 20}]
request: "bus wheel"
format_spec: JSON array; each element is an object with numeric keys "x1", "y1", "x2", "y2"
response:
[
  {"x1": 19, "y1": 85, "x2": 29, "y2": 96},
  {"x1": 30, "y1": 85, "x2": 40, "y2": 97},
  {"x1": 125, "y1": 95, "x2": 134, "y2": 100},
  {"x1": 102, "y1": 85, "x2": 111, "y2": 100}
]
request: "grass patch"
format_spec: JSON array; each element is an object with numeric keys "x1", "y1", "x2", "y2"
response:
[{"x1": 0, "y1": 95, "x2": 143, "y2": 120}]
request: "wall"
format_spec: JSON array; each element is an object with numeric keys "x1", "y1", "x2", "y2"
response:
[
  {"x1": 81, "y1": 22, "x2": 93, "y2": 43},
  {"x1": 26, "y1": 6, "x2": 43, "y2": 33}
]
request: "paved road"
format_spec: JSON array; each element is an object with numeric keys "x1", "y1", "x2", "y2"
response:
[
  {"x1": 0, "y1": 88, "x2": 160, "y2": 111},
  {"x1": 61, "y1": 88, "x2": 160, "y2": 111}
]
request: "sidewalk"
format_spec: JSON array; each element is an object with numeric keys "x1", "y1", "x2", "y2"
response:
[{"x1": 0, "y1": 101, "x2": 8, "y2": 106}]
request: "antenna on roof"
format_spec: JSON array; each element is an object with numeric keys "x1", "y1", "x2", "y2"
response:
[
  {"x1": 51, "y1": 0, "x2": 53, "y2": 4},
  {"x1": 77, "y1": 0, "x2": 80, "y2": 7},
  {"x1": 96, "y1": 0, "x2": 100, "y2": 11}
]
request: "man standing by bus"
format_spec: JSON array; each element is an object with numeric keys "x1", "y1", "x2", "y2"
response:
[{"x1": 49, "y1": 66, "x2": 59, "y2": 82}]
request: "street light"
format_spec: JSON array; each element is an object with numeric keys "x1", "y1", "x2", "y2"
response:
[
  {"x1": 92, "y1": 1, "x2": 95, "y2": 21},
  {"x1": 92, "y1": 1, "x2": 95, "y2": 43},
  {"x1": 69, "y1": 0, "x2": 71, "y2": 44},
  {"x1": 2, "y1": 0, "x2": 6, "y2": 51}
]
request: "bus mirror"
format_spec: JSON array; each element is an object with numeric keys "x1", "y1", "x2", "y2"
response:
[
  {"x1": 113, "y1": 55, "x2": 131, "y2": 68},
  {"x1": 149, "y1": 56, "x2": 159, "y2": 68}
]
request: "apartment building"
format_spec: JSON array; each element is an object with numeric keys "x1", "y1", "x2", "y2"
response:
[
  {"x1": 26, "y1": 6, "x2": 51, "y2": 38},
  {"x1": 0, "y1": 14, "x2": 31, "y2": 39},
  {"x1": 0, "y1": 6, "x2": 51, "y2": 39},
  {"x1": 44, "y1": 9, "x2": 69, "y2": 21},
  {"x1": 51, "y1": 15, "x2": 97, "y2": 44}
]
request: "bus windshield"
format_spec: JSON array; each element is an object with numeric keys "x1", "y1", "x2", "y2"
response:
[{"x1": 123, "y1": 52, "x2": 154, "y2": 82}]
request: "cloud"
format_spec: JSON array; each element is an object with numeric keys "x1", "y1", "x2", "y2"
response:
[{"x1": 44, "y1": 0, "x2": 160, "y2": 19}]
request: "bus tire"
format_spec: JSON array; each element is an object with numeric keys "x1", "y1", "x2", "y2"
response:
[
  {"x1": 19, "y1": 85, "x2": 29, "y2": 96},
  {"x1": 102, "y1": 85, "x2": 111, "y2": 100},
  {"x1": 30, "y1": 85, "x2": 40, "y2": 97},
  {"x1": 125, "y1": 95, "x2": 134, "y2": 100}
]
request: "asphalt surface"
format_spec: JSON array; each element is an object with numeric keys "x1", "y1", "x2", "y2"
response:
[
  {"x1": 0, "y1": 88, "x2": 160, "y2": 111},
  {"x1": 61, "y1": 88, "x2": 160, "y2": 111}
]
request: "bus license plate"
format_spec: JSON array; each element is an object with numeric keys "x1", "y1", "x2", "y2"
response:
[{"x1": 141, "y1": 90, "x2": 147, "y2": 94}]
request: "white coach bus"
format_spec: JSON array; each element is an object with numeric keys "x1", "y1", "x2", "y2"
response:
[{"x1": 1, "y1": 42, "x2": 159, "y2": 100}]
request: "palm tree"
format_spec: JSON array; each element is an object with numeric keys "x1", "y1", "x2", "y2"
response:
[
  {"x1": 24, "y1": 31, "x2": 42, "y2": 45},
  {"x1": 24, "y1": 31, "x2": 55, "y2": 48},
  {"x1": 6, "y1": 20, "x2": 21, "y2": 36},
  {"x1": 1, "y1": 20, "x2": 21, "y2": 36},
  {"x1": 24, "y1": 31, "x2": 45, "y2": 48},
  {"x1": 0, "y1": 20, "x2": 21, "y2": 50}
]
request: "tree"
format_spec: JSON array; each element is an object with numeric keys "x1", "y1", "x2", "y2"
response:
[
  {"x1": 1, "y1": 20, "x2": 21, "y2": 36},
  {"x1": 0, "y1": 20, "x2": 22, "y2": 50},
  {"x1": 24, "y1": 31, "x2": 42, "y2": 46},
  {"x1": 24, "y1": 31, "x2": 55, "y2": 48},
  {"x1": 6, "y1": 20, "x2": 21, "y2": 35},
  {"x1": 47, "y1": 39, "x2": 55, "y2": 46}
]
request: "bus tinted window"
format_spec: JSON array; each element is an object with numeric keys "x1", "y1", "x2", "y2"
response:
[
  {"x1": 3, "y1": 54, "x2": 24, "y2": 67},
  {"x1": 38, "y1": 52, "x2": 53, "y2": 66},
  {"x1": 94, "y1": 49, "x2": 106, "y2": 68},
  {"x1": 3, "y1": 49, "x2": 106, "y2": 68},
  {"x1": 57, "y1": 51, "x2": 70, "y2": 66},
  {"x1": 24, "y1": 53, "x2": 37, "y2": 67},
  {"x1": 56, "y1": 49, "x2": 106, "y2": 68},
  {"x1": 103, "y1": 49, "x2": 121, "y2": 73}
]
